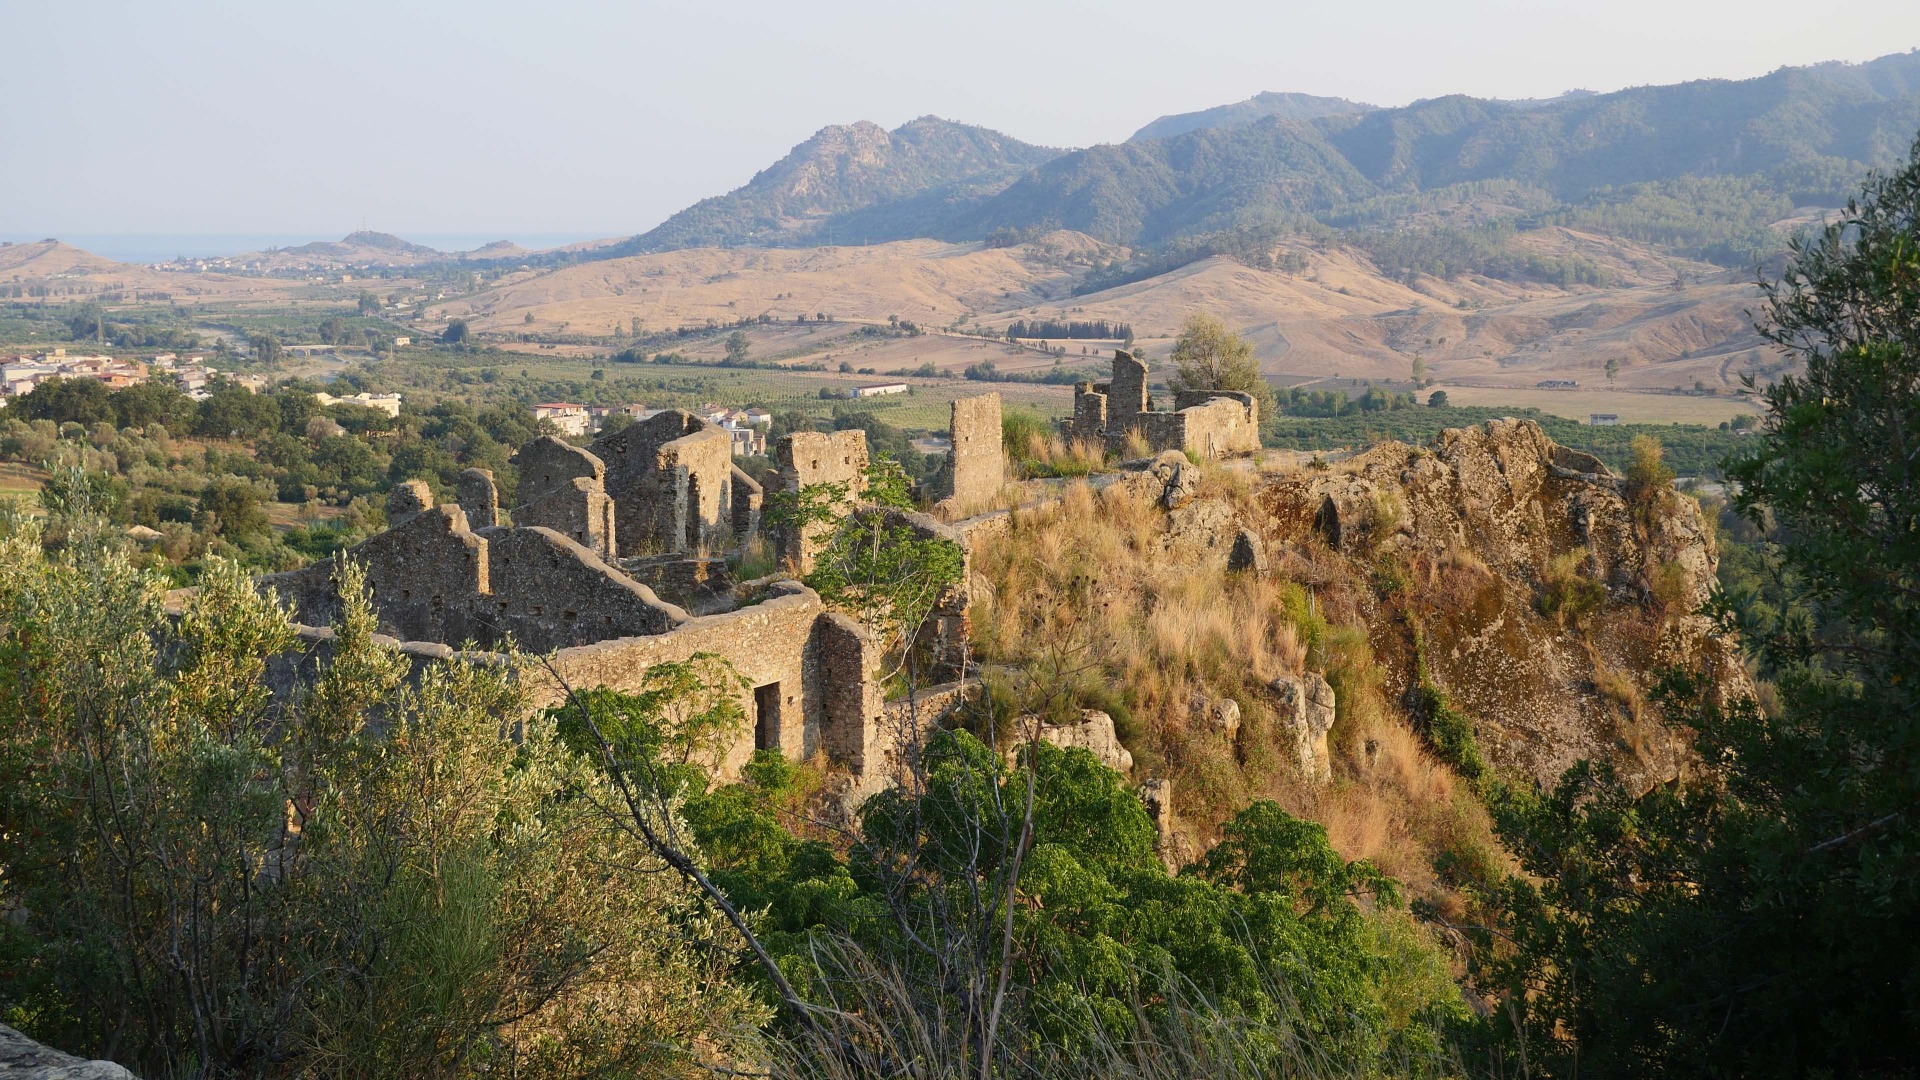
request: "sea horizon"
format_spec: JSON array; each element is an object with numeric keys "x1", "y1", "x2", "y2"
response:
[{"x1": 0, "y1": 231, "x2": 617, "y2": 264}]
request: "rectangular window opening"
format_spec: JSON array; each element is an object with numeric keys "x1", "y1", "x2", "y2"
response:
[{"x1": 754, "y1": 682, "x2": 781, "y2": 753}]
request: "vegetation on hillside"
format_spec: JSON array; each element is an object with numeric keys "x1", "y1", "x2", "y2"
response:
[{"x1": 1460, "y1": 133, "x2": 1920, "y2": 1077}]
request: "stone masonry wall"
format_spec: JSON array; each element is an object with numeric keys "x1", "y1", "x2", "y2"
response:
[
  {"x1": 511, "y1": 476, "x2": 617, "y2": 559},
  {"x1": 1109, "y1": 350, "x2": 1149, "y2": 421},
  {"x1": 946, "y1": 392, "x2": 1004, "y2": 510},
  {"x1": 539, "y1": 582, "x2": 843, "y2": 777},
  {"x1": 1070, "y1": 382, "x2": 1108, "y2": 442},
  {"x1": 457, "y1": 467, "x2": 499, "y2": 529},
  {"x1": 260, "y1": 495, "x2": 687, "y2": 654},
  {"x1": 815, "y1": 612, "x2": 884, "y2": 775},
  {"x1": 264, "y1": 505, "x2": 488, "y2": 643},
  {"x1": 594, "y1": 410, "x2": 732, "y2": 554},
  {"x1": 480, "y1": 526, "x2": 682, "y2": 647},
  {"x1": 513, "y1": 436, "x2": 605, "y2": 505},
  {"x1": 730, "y1": 463, "x2": 763, "y2": 543},
  {"x1": 1066, "y1": 353, "x2": 1258, "y2": 461},
  {"x1": 1172, "y1": 391, "x2": 1260, "y2": 458},
  {"x1": 777, "y1": 429, "x2": 870, "y2": 571}
]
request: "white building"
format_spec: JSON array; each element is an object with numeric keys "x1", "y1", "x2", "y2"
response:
[
  {"x1": 1589, "y1": 413, "x2": 1619, "y2": 426},
  {"x1": 851, "y1": 382, "x2": 909, "y2": 398},
  {"x1": 534, "y1": 402, "x2": 591, "y2": 436},
  {"x1": 722, "y1": 421, "x2": 766, "y2": 457},
  {"x1": 316, "y1": 391, "x2": 404, "y2": 417}
]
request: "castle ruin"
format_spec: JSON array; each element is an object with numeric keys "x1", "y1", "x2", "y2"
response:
[
  {"x1": 256, "y1": 398, "x2": 1012, "y2": 789},
  {"x1": 1065, "y1": 350, "x2": 1260, "y2": 460}
]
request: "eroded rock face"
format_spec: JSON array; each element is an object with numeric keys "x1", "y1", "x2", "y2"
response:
[
  {"x1": 0, "y1": 1026, "x2": 138, "y2": 1079},
  {"x1": 1261, "y1": 418, "x2": 1746, "y2": 790},
  {"x1": 1189, "y1": 690, "x2": 1242, "y2": 744},
  {"x1": 1016, "y1": 709, "x2": 1134, "y2": 775},
  {"x1": 1156, "y1": 452, "x2": 1199, "y2": 510},
  {"x1": 1270, "y1": 673, "x2": 1336, "y2": 782},
  {"x1": 1137, "y1": 776, "x2": 1187, "y2": 871},
  {"x1": 1227, "y1": 529, "x2": 1267, "y2": 574}
]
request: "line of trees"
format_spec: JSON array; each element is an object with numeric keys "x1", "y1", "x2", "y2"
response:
[{"x1": 1003, "y1": 318, "x2": 1134, "y2": 342}]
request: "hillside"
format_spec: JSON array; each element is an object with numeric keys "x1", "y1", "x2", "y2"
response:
[
  {"x1": 971, "y1": 52, "x2": 1920, "y2": 246},
  {"x1": 1129, "y1": 91, "x2": 1376, "y2": 141},
  {"x1": 593, "y1": 51, "x2": 1920, "y2": 262},
  {"x1": 0, "y1": 238, "x2": 300, "y2": 302},
  {"x1": 217, "y1": 230, "x2": 527, "y2": 270},
  {"x1": 604, "y1": 116, "x2": 1062, "y2": 255},
  {"x1": 436, "y1": 223, "x2": 1769, "y2": 419}
]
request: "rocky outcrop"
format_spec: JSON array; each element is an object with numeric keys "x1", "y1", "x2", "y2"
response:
[
  {"x1": 1137, "y1": 776, "x2": 1188, "y2": 871},
  {"x1": 1227, "y1": 529, "x2": 1267, "y2": 574},
  {"x1": 1189, "y1": 690, "x2": 1242, "y2": 744},
  {"x1": 0, "y1": 1026, "x2": 137, "y2": 1079},
  {"x1": 1261, "y1": 418, "x2": 1746, "y2": 789},
  {"x1": 1015, "y1": 709, "x2": 1134, "y2": 774},
  {"x1": 1270, "y1": 673, "x2": 1337, "y2": 782}
]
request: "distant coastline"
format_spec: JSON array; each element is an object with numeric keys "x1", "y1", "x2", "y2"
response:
[{"x1": 0, "y1": 232, "x2": 610, "y2": 264}]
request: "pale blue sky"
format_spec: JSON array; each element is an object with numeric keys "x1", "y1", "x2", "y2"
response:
[{"x1": 3, "y1": 0, "x2": 1917, "y2": 244}]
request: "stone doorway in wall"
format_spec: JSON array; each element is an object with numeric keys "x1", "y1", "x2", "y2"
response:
[{"x1": 754, "y1": 682, "x2": 781, "y2": 752}]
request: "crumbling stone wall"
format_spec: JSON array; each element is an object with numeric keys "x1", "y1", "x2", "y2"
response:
[
  {"x1": 261, "y1": 491, "x2": 685, "y2": 654},
  {"x1": 265, "y1": 505, "x2": 488, "y2": 643},
  {"x1": 593, "y1": 410, "x2": 733, "y2": 555},
  {"x1": 513, "y1": 436, "x2": 605, "y2": 505},
  {"x1": 1071, "y1": 381, "x2": 1108, "y2": 442},
  {"x1": 1066, "y1": 352, "x2": 1258, "y2": 460},
  {"x1": 1172, "y1": 391, "x2": 1260, "y2": 458},
  {"x1": 776, "y1": 429, "x2": 870, "y2": 571},
  {"x1": 457, "y1": 467, "x2": 499, "y2": 529},
  {"x1": 729, "y1": 463, "x2": 763, "y2": 544},
  {"x1": 483, "y1": 526, "x2": 682, "y2": 646},
  {"x1": 511, "y1": 476, "x2": 617, "y2": 559},
  {"x1": 816, "y1": 612, "x2": 885, "y2": 775},
  {"x1": 536, "y1": 583, "x2": 886, "y2": 779},
  {"x1": 945, "y1": 392, "x2": 1004, "y2": 511},
  {"x1": 386, "y1": 479, "x2": 433, "y2": 526},
  {"x1": 1109, "y1": 350, "x2": 1149, "y2": 422}
]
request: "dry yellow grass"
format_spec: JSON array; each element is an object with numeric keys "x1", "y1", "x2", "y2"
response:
[
  {"x1": 969, "y1": 477, "x2": 1502, "y2": 896},
  {"x1": 421, "y1": 227, "x2": 1784, "y2": 396}
]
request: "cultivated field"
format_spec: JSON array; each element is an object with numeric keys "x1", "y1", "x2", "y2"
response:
[{"x1": 1425, "y1": 384, "x2": 1761, "y2": 425}]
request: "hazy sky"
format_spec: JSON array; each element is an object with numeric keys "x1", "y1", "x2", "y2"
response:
[{"x1": 4, "y1": 0, "x2": 1917, "y2": 244}]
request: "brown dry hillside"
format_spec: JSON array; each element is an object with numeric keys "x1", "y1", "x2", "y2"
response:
[
  {"x1": 438, "y1": 227, "x2": 1776, "y2": 403},
  {"x1": 437, "y1": 234, "x2": 1121, "y2": 335},
  {"x1": 0, "y1": 239, "x2": 303, "y2": 303}
]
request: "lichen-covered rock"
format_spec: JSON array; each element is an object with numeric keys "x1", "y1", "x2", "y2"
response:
[
  {"x1": 1227, "y1": 529, "x2": 1267, "y2": 574},
  {"x1": 1015, "y1": 709, "x2": 1134, "y2": 774},
  {"x1": 1155, "y1": 452, "x2": 1199, "y2": 510},
  {"x1": 0, "y1": 1025, "x2": 138, "y2": 1079},
  {"x1": 1262, "y1": 417, "x2": 1747, "y2": 790},
  {"x1": 1271, "y1": 672, "x2": 1336, "y2": 782},
  {"x1": 1189, "y1": 690, "x2": 1241, "y2": 744}
]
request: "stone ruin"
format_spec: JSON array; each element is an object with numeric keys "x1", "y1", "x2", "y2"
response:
[
  {"x1": 941, "y1": 391, "x2": 1004, "y2": 513},
  {"x1": 1064, "y1": 350, "x2": 1260, "y2": 460},
  {"x1": 254, "y1": 398, "x2": 1011, "y2": 791}
]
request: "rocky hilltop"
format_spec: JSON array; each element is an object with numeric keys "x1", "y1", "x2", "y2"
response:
[{"x1": 1260, "y1": 418, "x2": 1742, "y2": 790}]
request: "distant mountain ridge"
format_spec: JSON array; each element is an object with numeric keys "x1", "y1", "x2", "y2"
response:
[
  {"x1": 598, "y1": 49, "x2": 1920, "y2": 259},
  {"x1": 967, "y1": 50, "x2": 1920, "y2": 245},
  {"x1": 605, "y1": 116, "x2": 1061, "y2": 255},
  {"x1": 284, "y1": 230, "x2": 443, "y2": 258},
  {"x1": 1129, "y1": 91, "x2": 1376, "y2": 142}
]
